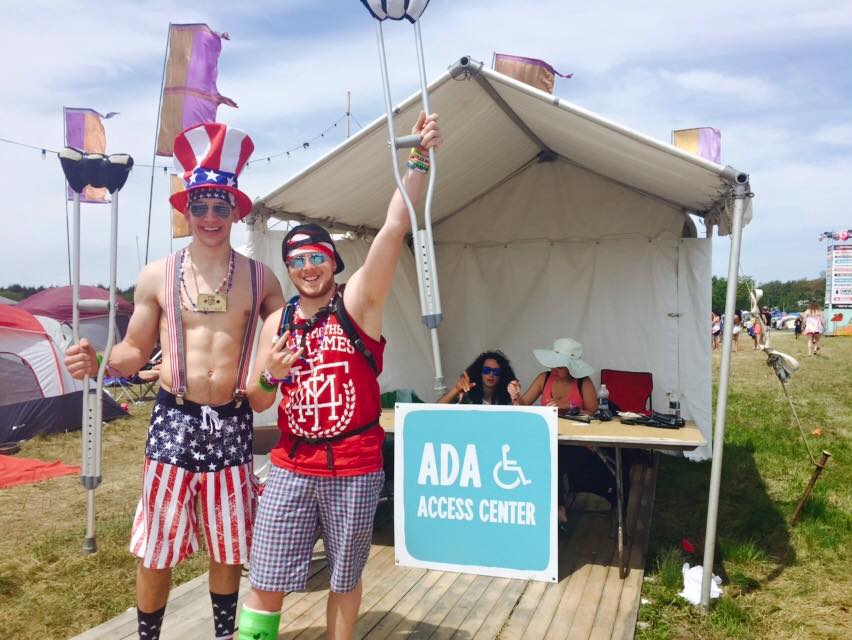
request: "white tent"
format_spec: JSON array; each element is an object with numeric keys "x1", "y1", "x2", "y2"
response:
[{"x1": 248, "y1": 57, "x2": 752, "y2": 605}]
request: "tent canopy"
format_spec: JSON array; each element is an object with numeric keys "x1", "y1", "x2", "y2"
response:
[
  {"x1": 19, "y1": 286, "x2": 133, "y2": 353},
  {"x1": 19, "y1": 285, "x2": 133, "y2": 321},
  {"x1": 249, "y1": 57, "x2": 756, "y2": 462},
  {"x1": 254, "y1": 57, "x2": 751, "y2": 237}
]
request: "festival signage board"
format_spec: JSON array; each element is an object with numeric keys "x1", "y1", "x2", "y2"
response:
[
  {"x1": 826, "y1": 244, "x2": 852, "y2": 309},
  {"x1": 393, "y1": 403, "x2": 558, "y2": 582}
]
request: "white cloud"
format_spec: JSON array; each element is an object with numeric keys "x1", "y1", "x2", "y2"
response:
[
  {"x1": 812, "y1": 125, "x2": 852, "y2": 146},
  {"x1": 659, "y1": 70, "x2": 776, "y2": 103}
]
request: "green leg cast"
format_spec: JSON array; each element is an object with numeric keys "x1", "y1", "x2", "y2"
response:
[{"x1": 237, "y1": 605, "x2": 281, "y2": 640}]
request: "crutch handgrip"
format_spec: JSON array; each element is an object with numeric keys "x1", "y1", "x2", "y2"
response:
[
  {"x1": 79, "y1": 299, "x2": 110, "y2": 313},
  {"x1": 394, "y1": 134, "x2": 423, "y2": 149}
]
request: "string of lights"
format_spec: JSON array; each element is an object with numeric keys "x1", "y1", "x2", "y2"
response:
[{"x1": 1, "y1": 112, "x2": 356, "y2": 172}]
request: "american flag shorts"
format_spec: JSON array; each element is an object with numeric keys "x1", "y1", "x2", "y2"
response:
[
  {"x1": 249, "y1": 465, "x2": 384, "y2": 594},
  {"x1": 130, "y1": 458, "x2": 258, "y2": 569}
]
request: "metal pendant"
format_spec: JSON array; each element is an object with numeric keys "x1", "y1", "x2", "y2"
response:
[{"x1": 197, "y1": 293, "x2": 228, "y2": 313}]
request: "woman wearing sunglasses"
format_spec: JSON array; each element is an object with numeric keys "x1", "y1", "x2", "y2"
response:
[{"x1": 438, "y1": 350, "x2": 520, "y2": 405}]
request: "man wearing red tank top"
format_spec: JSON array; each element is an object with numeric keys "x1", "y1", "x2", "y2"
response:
[{"x1": 239, "y1": 112, "x2": 442, "y2": 640}]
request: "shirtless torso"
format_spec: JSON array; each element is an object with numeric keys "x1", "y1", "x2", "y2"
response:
[{"x1": 109, "y1": 248, "x2": 283, "y2": 405}]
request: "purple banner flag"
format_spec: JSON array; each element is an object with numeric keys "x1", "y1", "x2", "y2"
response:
[
  {"x1": 494, "y1": 53, "x2": 572, "y2": 94},
  {"x1": 672, "y1": 127, "x2": 722, "y2": 164},
  {"x1": 156, "y1": 23, "x2": 237, "y2": 157},
  {"x1": 63, "y1": 108, "x2": 118, "y2": 203}
]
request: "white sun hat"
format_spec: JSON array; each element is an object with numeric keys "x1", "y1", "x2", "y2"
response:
[{"x1": 533, "y1": 338, "x2": 594, "y2": 379}]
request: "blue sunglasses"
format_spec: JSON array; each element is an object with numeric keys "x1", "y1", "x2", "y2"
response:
[
  {"x1": 482, "y1": 366, "x2": 502, "y2": 376},
  {"x1": 189, "y1": 202, "x2": 232, "y2": 219},
  {"x1": 286, "y1": 253, "x2": 329, "y2": 269}
]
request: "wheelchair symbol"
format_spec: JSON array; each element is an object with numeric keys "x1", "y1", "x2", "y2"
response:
[{"x1": 492, "y1": 444, "x2": 532, "y2": 490}]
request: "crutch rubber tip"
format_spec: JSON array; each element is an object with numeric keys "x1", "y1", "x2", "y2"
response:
[{"x1": 82, "y1": 537, "x2": 97, "y2": 554}]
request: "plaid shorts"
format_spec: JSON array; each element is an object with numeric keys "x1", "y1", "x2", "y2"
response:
[{"x1": 249, "y1": 465, "x2": 384, "y2": 593}]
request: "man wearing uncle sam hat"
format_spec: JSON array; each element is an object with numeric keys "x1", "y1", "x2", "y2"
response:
[
  {"x1": 65, "y1": 122, "x2": 285, "y2": 640},
  {"x1": 237, "y1": 112, "x2": 443, "y2": 639}
]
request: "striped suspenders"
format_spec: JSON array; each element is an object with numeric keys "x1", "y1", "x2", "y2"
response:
[{"x1": 165, "y1": 251, "x2": 265, "y2": 405}]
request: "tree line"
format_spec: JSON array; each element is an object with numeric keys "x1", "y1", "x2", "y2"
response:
[
  {"x1": 3, "y1": 277, "x2": 824, "y2": 315},
  {"x1": 711, "y1": 276, "x2": 824, "y2": 313}
]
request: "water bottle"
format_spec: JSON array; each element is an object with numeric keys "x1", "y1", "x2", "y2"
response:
[
  {"x1": 598, "y1": 384, "x2": 610, "y2": 412},
  {"x1": 668, "y1": 391, "x2": 681, "y2": 420}
]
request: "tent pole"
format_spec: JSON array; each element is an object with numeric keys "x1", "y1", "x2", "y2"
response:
[{"x1": 700, "y1": 177, "x2": 749, "y2": 608}]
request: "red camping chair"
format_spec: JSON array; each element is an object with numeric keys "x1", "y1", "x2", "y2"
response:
[{"x1": 600, "y1": 369, "x2": 654, "y2": 415}]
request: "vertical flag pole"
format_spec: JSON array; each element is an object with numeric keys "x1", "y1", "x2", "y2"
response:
[
  {"x1": 62, "y1": 109, "x2": 73, "y2": 286},
  {"x1": 145, "y1": 23, "x2": 171, "y2": 265}
]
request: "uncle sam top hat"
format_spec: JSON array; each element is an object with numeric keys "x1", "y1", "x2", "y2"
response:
[{"x1": 169, "y1": 122, "x2": 255, "y2": 219}]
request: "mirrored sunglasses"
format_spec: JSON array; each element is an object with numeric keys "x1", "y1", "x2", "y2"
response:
[
  {"x1": 189, "y1": 202, "x2": 232, "y2": 219},
  {"x1": 286, "y1": 253, "x2": 328, "y2": 269},
  {"x1": 481, "y1": 366, "x2": 502, "y2": 377}
]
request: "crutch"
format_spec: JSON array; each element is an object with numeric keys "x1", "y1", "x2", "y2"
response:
[
  {"x1": 59, "y1": 149, "x2": 134, "y2": 553},
  {"x1": 360, "y1": 1, "x2": 446, "y2": 395}
]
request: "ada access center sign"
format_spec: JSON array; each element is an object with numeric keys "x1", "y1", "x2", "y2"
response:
[{"x1": 394, "y1": 404, "x2": 558, "y2": 582}]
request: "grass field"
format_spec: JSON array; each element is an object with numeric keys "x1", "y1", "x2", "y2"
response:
[
  {"x1": 0, "y1": 332, "x2": 849, "y2": 639},
  {"x1": 638, "y1": 332, "x2": 851, "y2": 640},
  {"x1": 0, "y1": 393, "x2": 208, "y2": 639}
]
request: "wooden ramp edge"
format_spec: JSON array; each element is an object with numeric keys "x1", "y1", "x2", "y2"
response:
[{"x1": 72, "y1": 463, "x2": 658, "y2": 640}]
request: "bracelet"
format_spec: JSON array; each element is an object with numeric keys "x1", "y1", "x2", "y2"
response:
[
  {"x1": 258, "y1": 374, "x2": 277, "y2": 393},
  {"x1": 407, "y1": 147, "x2": 430, "y2": 173}
]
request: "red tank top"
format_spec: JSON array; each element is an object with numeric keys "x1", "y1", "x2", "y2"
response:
[
  {"x1": 270, "y1": 306, "x2": 386, "y2": 477},
  {"x1": 541, "y1": 373, "x2": 583, "y2": 408}
]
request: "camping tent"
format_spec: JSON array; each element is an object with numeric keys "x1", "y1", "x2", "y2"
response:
[
  {"x1": 247, "y1": 57, "x2": 753, "y2": 606},
  {"x1": 248, "y1": 57, "x2": 753, "y2": 460},
  {"x1": 18, "y1": 286, "x2": 133, "y2": 353},
  {"x1": 0, "y1": 305, "x2": 125, "y2": 443}
]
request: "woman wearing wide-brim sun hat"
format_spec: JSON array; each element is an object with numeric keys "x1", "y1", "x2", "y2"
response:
[
  {"x1": 514, "y1": 338, "x2": 601, "y2": 534},
  {"x1": 514, "y1": 338, "x2": 598, "y2": 414}
]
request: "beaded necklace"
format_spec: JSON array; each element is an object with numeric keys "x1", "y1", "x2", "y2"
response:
[
  {"x1": 179, "y1": 247, "x2": 236, "y2": 313},
  {"x1": 290, "y1": 289, "x2": 337, "y2": 368}
]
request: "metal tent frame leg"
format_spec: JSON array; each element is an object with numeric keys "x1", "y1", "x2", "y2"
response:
[{"x1": 700, "y1": 172, "x2": 750, "y2": 607}]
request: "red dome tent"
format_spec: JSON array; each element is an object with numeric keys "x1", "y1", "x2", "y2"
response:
[
  {"x1": 19, "y1": 286, "x2": 133, "y2": 353},
  {"x1": 0, "y1": 305, "x2": 125, "y2": 443}
]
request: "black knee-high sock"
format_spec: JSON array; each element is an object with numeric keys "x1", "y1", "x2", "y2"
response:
[
  {"x1": 137, "y1": 605, "x2": 166, "y2": 640},
  {"x1": 211, "y1": 591, "x2": 239, "y2": 639}
]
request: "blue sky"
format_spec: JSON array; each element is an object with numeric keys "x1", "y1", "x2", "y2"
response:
[{"x1": 2, "y1": 0, "x2": 851, "y2": 288}]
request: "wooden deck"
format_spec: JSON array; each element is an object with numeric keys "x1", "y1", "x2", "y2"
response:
[{"x1": 74, "y1": 462, "x2": 657, "y2": 640}]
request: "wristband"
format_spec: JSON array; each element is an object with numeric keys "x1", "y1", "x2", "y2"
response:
[
  {"x1": 258, "y1": 374, "x2": 277, "y2": 393},
  {"x1": 96, "y1": 353, "x2": 103, "y2": 368},
  {"x1": 407, "y1": 147, "x2": 430, "y2": 173},
  {"x1": 259, "y1": 369, "x2": 286, "y2": 392}
]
